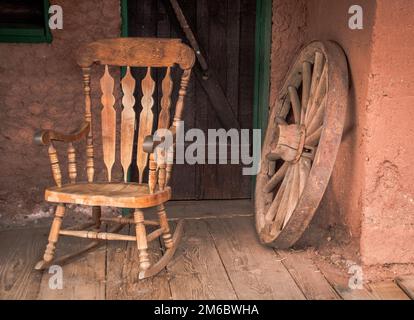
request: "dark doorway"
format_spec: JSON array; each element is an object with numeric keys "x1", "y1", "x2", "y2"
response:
[{"x1": 127, "y1": 0, "x2": 256, "y2": 200}]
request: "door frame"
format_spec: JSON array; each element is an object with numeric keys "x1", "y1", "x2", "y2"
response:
[
  {"x1": 253, "y1": 0, "x2": 272, "y2": 140},
  {"x1": 252, "y1": 0, "x2": 272, "y2": 191}
]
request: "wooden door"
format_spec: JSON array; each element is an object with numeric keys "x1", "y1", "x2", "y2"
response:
[{"x1": 127, "y1": 0, "x2": 256, "y2": 200}]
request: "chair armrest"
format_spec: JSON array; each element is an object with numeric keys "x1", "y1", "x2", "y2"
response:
[
  {"x1": 34, "y1": 122, "x2": 90, "y2": 146},
  {"x1": 143, "y1": 126, "x2": 177, "y2": 153}
]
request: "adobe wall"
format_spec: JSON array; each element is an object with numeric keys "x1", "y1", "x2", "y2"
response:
[
  {"x1": 360, "y1": 0, "x2": 414, "y2": 266},
  {"x1": 303, "y1": 0, "x2": 376, "y2": 258},
  {"x1": 0, "y1": 1, "x2": 121, "y2": 225}
]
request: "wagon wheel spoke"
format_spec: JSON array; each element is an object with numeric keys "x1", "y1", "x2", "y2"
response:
[
  {"x1": 270, "y1": 165, "x2": 296, "y2": 232},
  {"x1": 264, "y1": 162, "x2": 288, "y2": 193},
  {"x1": 306, "y1": 64, "x2": 327, "y2": 127},
  {"x1": 268, "y1": 160, "x2": 277, "y2": 176},
  {"x1": 305, "y1": 52, "x2": 325, "y2": 125},
  {"x1": 264, "y1": 165, "x2": 293, "y2": 223},
  {"x1": 288, "y1": 86, "x2": 301, "y2": 124},
  {"x1": 307, "y1": 93, "x2": 327, "y2": 136},
  {"x1": 305, "y1": 126, "x2": 322, "y2": 146},
  {"x1": 282, "y1": 162, "x2": 301, "y2": 229},
  {"x1": 271, "y1": 158, "x2": 311, "y2": 233},
  {"x1": 301, "y1": 61, "x2": 312, "y2": 124},
  {"x1": 298, "y1": 157, "x2": 312, "y2": 195}
]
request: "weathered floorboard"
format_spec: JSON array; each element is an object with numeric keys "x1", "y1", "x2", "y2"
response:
[
  {"x1": 369, "y1": 281, "x2": 410, "y2": 300},
  {"x1": 166, "y1": 199, "x2": 253, "y2": 219},
  {"x1": 332, "y1": 285, "x2": 375, "y2": 300},
  {"x1": 207, "y1": 217, "x2": 305, "y2": 300},
  {"x1": 0, "y1": 228, "x2": 46, "y2": 299},
  {"x1": 396, "y1": 276, "x2": 414, "y2": 299},
  {"x1": 105, "y1": 224, "x2": 171, "y2": 299},
  {"x1": 167, "y1": 220, "x2": 237, "y2": 299},
  {"x1": 37, "y1": 233, "x2": 106, "y2": 300},
  {"x1": 276, "y1": 250, "x2": 340, "y2": 300}
]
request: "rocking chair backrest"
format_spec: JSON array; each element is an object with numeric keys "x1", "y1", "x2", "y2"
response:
[{"x1": 76, "y1": 38, "x2": 195, "y2": 188}]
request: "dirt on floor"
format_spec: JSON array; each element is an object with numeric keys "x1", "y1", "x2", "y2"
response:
[{"x1": 0, "y1": 202, "x2": 121, "y2": 231}]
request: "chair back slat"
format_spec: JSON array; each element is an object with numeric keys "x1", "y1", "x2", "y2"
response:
[
  {"x1": 120, "y1": 66, "x2": 136, "y2": 182},
  {"x1": 159, "y1": 67, "x2": 173, "y2": 129},
  {"x1": 156, "y1": 67, "x2": 173, "y2": 189},
  {"x1": 136, "y1": 67, "x2": 155, "y2": 183},
  {"x1": 100, "y1": 65, "x2": 116, "y2": 181}
]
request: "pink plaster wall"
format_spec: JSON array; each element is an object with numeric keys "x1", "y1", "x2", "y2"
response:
[
  {"x1": 269, "y1": 0, "x2": 307, "y2": 105},
  {"x1": 361, "y1": 0, "x2": 414, "y2": 265},
  {"x1": 304, "y1": 0, "x2": 376, "y2": 255},
  {"x1": 0, "y1": 0, "x2": 121, "y2": 223}
]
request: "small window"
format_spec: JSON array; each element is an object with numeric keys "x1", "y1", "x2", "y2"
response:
[{"x1": 0, "y1": 0, "x2": 52, "y2": 43}]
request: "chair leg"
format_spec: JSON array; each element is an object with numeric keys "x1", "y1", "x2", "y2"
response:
[
  {"x1": 157, "y1": 204, "x2": 173, "y2": 249},
  {"x1": 35, "y1": 204, "x2": 65, "y2": 270},
  {"x1": 134, "y1": 209, "x2": 151, "y2": 271}
]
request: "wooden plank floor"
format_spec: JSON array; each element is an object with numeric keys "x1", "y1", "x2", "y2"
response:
[
  {"x1": 0, "y1": 201, "x2": 412, "y2": 300},
  {"x1": 396, "y1": 276, "x2": 414, "y2": 299},
  {"x1": 207, "y1": 218, "x2": 305, "y2": 299}
]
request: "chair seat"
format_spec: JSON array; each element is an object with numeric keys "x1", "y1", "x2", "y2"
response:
[{"x1": 45, "y1": 182, "x2": 171, "y2": 208}]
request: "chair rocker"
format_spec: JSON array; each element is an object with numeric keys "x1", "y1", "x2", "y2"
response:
[{"x1": 33, "y1": 38, "x2": 195, "y2": 279}]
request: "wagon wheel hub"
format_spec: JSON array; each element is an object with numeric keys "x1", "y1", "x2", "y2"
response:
[{"x1": 267, "y1": 122, "x2": 307, "y2": 163}]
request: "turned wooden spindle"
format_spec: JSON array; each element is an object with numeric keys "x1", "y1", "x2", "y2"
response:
[
  {"x1": 166, "y1": 162, "x2": 173, "y2": 186},
  {"x1": 43, "y1": 204, "x2": 65, "y2": 262},
  {"x1": 48, "y1": 143, "x2": 62, "y2": 187},
  {"x1": 159, "y1": 69, "x2": 191, "y2": 188},
  {"x1": 158, "y1": 163, "x2": 166, "y2": 191},
  {"x1": 100, "y1": 216, "x2": 160, "y2": 226},
  {"x1": 134, "y1": 209, "x2": 151, "y2": 271},
  {"x1": 82, "y1": 67, "x2": 94, "y2": 183},
  {"x1": 172, "y1": 69, "x2": 191, "y2": 127},
  {"x1": 148, "y1": 153, "x2": 157, "y2": 194},
  {"x1": 59, "y1": 229, "x2": 136, "y2": 241},
  {"x1": 156, "y1": 148, "x2": 167, "y2": 191},
  {"x1": 157, "y1": 67, "x2": 173, "y2": 189},
  {"x1": 157, "y1": 204, "x2": 173, "y2": 249},
  {"x1": 67, "y1": 142, "x2": 77, "y2": 183}
]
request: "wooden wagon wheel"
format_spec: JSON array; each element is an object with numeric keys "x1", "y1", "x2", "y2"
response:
[{"x1": 255, "y1": 41, "x2": 348, "y2": 248}]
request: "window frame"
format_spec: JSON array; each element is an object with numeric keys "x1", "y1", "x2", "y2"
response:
[{"x1": 0, "y1": 0, "x2": 53, "y2": 43}]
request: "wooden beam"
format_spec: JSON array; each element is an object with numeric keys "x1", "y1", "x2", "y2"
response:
[
  {"x1": 194, "y1": 68, "x2": 240, "y2": 129},
  {"x1": 162, "y1": 0, "x2": 240, "y2": 130}
]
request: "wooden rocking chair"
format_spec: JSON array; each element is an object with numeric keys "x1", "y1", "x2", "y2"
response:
[{"x1": 33, "y1": 38, "x2": 195, "y2": 279}]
